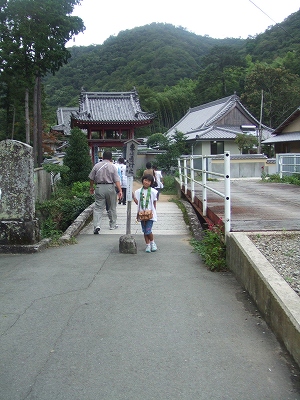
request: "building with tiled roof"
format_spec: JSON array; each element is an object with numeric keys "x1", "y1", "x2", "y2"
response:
[
  {"x1": 51, "y1": 107, "x2": 78, "y2": 136},
  {"x1": 166, "y1": 94, "x2": 272, "y2": 156},
  {"x1": 262, "y1": 106, "x2": 300, "y2": 153},
  {"x1": 71, "y1": 90, "x2": 155, "y2": 161}
]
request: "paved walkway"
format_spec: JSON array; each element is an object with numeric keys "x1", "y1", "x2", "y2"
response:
[
  {"x1": 1, "y1": 190, "x2": 300, "y2": 399},
  {"x1": 80, "y1": 194, "x2": 189, "y2": 236}
]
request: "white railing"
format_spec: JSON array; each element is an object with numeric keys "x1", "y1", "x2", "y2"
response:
[
  {"x1": 276, "y1": 153, "x2": 300, "y2": 178},
  {"x1": 178, "y1": 152, "x2": 231, "y2": 235}
]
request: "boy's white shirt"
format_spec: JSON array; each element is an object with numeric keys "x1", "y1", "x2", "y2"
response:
[
  {"x1": 135, "y1": 187, "x2": 158, "y2": 221},
  {"x1": 154, "y1": 170, "x2": 163, "y2": 188},
  {"x1": 117, "y1": 164, "x2": 127, "y2": 187}
]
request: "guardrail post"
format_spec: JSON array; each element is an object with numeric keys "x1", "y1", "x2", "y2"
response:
[
  {"x1": 279, "y1": 155, "x2": 283, "y2": 179},
  {"x1": 183, "y1": 158, "x2": 188, "y2": 194},
  {"x1": 224, "y1": 151, "x2": 231, "y2": 235},
  {"x1": 190, "y1": 155, "x2": 195, "y2": 202},
  {"x1": 178, "y1": 158, "x2": 182, "y2": 188}
]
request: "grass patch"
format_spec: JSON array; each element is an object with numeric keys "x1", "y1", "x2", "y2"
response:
[
  {"x1": 191, "y1": 220, "x2": 227, "y2": 271},
  {"x1": 265, "y1": 173, "x2": 300, "y2": 186}
]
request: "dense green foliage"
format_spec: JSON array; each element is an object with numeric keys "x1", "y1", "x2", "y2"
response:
[
  {"x1": 191, "y1": 221, "x2": 227, "y2": 271},
  {"x1": 266, "y1": 173, "x2": 300, "y2": 186},
  {"x1": 43, "y1": 16, "x2": 300, "y2": 133},
  {"x1": 235, "y1": 133, "x2": 258, "y2": 154},
  {"x1": 37, "y1": 133, "x2": 93, "y2": 242},
  {"x1": 36, "y1": 181, "x2": 94, "y2": 240},
  {"x1": 161, "y1": 175, "x2": 177, "y2": 195},
  {"x1": 44, "y1": 23, "x2": 242, "y2": 104},
  {"x1": 2, "y1": 11, "x2": 300, "y2": 144},
  {"x1": 0, "y1": 0, "x2": 84, "y2": 165},
  {"x1": 62, "y1": 127, "x2": 92, "y2": 185},
  {"x1": 153, "y1": 131, "x2": 190, "y2": 172}
]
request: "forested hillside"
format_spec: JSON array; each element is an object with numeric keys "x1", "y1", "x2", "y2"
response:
[
  {"x1": 43, "y1": 11, "x2": 300, "y2": 133},
  {"x1": 1, "y1": 10, "x2": 300, "y2": 143},
  {"x1": 44, "y1": 23, "x2": 243, "y2": 108},
  {"x1": 245, "y1": 9, "x2": 300, "y2": 64}
]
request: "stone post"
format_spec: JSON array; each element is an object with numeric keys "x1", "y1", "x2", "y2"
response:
[
  {"x1": 119, "y1": 139, "x2": 139, "y2": 254},
  {"x1": 0, "y1": 140, "x2": 40, "y2": 246}
]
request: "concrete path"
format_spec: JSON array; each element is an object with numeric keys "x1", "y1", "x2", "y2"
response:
[
  {"x1": 80, "y1": 194, "x2": 189, "y2": 236},
  {"x1": 1, "y1": 196, "x2": 300, "y2": 399}
]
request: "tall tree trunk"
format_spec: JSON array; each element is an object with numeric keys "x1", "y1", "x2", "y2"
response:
[
  {"x1": 33, "y1": 78, "x2": 38, "y2": 167},
  {"x1": 33, "y1": 75, "x2": 43, "y2": 167},
  {"x1": 25, "y1": 88, "x2": 30, "y2": 144},
  {"x1": 37, "y1": 75, "x2": 43, "y2": 166},
  {"x1": 11, "y1": 106, "x2": 15, "y2": 139}
]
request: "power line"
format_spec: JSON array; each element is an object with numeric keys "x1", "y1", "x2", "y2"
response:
[
  {"x1": 248, "y1": 0, "x2": 295, "y2": 39},
  {"x1": 248, "y1": 0, "x2": 278, "y2": 25}
]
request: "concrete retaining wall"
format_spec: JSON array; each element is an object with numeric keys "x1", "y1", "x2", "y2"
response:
[{"x1": 226, "y1": 232, "x2": 300, "y2": 368}]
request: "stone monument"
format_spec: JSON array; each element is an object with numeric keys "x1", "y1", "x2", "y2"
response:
[
  {"x1": 0, "y1": 140, "x2": 40, "y2": 251},
  {"x1": 119, "y1": 139, "x2": 139, "y2": 254}
]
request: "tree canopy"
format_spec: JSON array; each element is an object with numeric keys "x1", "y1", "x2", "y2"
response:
[
  {"x1": 0, "y1": 0, "x2": 84, "y2": 164},
  {"x1": 62, "y1": 127, "x2": 92, "y2": 185}
]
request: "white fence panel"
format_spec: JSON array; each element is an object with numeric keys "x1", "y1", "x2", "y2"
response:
[{"x1": 178, "y1": 153, "x2": 231, "y2": 235}]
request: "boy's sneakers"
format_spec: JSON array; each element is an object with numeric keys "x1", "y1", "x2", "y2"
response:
[
  {"x1": 150, "y1": 242, "x2": 157, "y2": 252},
  {"x1": 109, "y1": 224, "x2": 118, "y2": 230},
  {"x1": 145, "y1": 244, "x2": 151, "y2": 253},
  {"x1": 94, "y1": 227, "x2": 100, "y2": 234}
]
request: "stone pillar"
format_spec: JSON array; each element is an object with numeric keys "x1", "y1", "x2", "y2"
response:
[{"x1": 0, "y1": 140, "x2": 40, "y2": 245}]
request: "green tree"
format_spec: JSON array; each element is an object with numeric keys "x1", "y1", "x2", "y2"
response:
[
  {"x1": 195, "y1": 45, "x2": 246, "y2": 104},
  {"x1": 242, "y1": 63, "x2": 300, "y2": 128},
  {"x1": 147, "y1": 133, "x2": 169, "y2": 149},
  {"x1": 154, "y1": 131, "x2": 190, "y2": 173},
  {"x1": 62, "y1": 127, "x2": 92, "y2": 186},
  {"x1": 235, "y1": 133, "x2": 257, "y2": 154},
  {"x1": 0, "y1": 0, "x2": 85, "y2": 165},
  {"x1": 43, "y1": 164, "x2": 70, "y2": 193}
]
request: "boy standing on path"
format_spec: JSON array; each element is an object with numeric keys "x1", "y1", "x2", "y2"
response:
[
  {"x1": 89, "y1": 151, "x2": 122, "y2": 234},
  {"x1": 135, "y1": 174, "x2": 158, "y2": 253}
]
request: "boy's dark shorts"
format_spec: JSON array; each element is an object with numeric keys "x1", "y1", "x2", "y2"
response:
[{"x1": 141, "y1": 220, "x2": 154, "y2": 235}]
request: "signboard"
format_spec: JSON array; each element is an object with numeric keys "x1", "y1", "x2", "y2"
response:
[
  {"x1": 126, "y1": 176, "x2": 133, "y2": 202},
  {"x1": 125, "y1": 139, "x2": 138, "y2": 177}
]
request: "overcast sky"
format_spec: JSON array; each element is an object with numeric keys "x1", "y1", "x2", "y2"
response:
[{"x1": 67, "y1": 0, "x2": 299, "y2": 47}]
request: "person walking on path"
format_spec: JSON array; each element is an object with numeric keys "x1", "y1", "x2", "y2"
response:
[
  {"x1": 135, "y1": 174, "x2": 158, "y2": 253},
  {"x1": 89, "y1": 151, "x2": 122, "y2": 234},
  {"x1": 143, "y1": 161, "x2": 154, "y2": 177},
  {"x1": 152, "y1": 164, "x2": 163, "y2": 200},
  {"x1": 143, "y1": 161, "x2": 158, "y2": 189},
  {"x1": 117, "y1": 157, "x2": 127, "y2": 205}
]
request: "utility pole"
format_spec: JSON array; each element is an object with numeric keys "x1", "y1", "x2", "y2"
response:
[{"x1": 258, "y1": 90, "x2": 264, "y2": 154}]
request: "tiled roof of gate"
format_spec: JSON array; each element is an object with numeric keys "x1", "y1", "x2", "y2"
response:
[
  {"x1": 51, "y1": 107, "x2": 78, "y2": 135},
  {"x1": 71, "y1": 91, "x2": 155, "y2": 123}
]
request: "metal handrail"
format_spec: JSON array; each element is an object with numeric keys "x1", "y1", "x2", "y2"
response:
[{"x1": 178, "y1": 152, "x2": 231, "y2": 235}]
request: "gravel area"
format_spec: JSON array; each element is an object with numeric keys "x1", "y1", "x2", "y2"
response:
[{"x1": 249, "y1": 233, "x2": 300, "y2": 297}]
